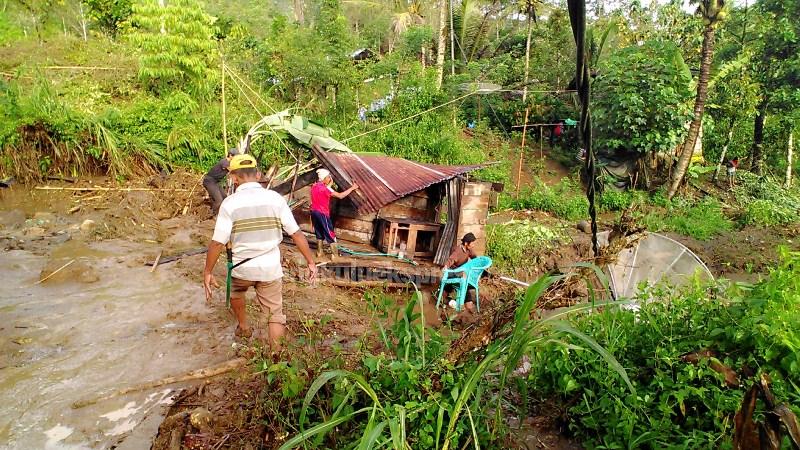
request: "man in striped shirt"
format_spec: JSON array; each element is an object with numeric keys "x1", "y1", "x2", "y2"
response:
[{"x1": 203, "y1": 154, "x2": 317, "y2": 352}]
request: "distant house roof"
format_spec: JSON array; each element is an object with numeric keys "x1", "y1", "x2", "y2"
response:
[
  {"x1": 313, "y1": 148, "x2": 485, "y2": 214},
  {"x1": 350, "y1": 48, "x2": 376, "y2": 61}
]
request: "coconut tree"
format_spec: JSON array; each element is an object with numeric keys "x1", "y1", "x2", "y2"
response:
[{"x1": 666, "y1": 0, "x2": 727, "y2": 198}]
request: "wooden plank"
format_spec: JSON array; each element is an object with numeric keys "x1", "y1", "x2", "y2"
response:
[
  {"x1": 336, "y1": 228, "x2": 372, "y2": 244},
  {"x1": 335, "y1": 216, "x2": 375, "y2": 234},
  {"x1": 271, "y1": 170, "x2": 317, "y2": 195},
  {"x1": 463, "y1": 183, "x2": 489, "y2": 196},
  {"x1": 380, "y1": 204, "x2": 429, "y2": 221}
]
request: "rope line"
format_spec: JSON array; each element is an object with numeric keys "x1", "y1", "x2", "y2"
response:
[
  {"x1": 342, "y1": 90, "x2": 479, "y2": 142},
  {"x1": 224, "y1": 65, "x2": 298, "y2": 162}
]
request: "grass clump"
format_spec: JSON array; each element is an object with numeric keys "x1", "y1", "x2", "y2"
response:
[
  {"x1": 487, "y1": 220, "x2": 568, "y2": 270},
  {"x1": 527, "y1": 249, "x2": 800, "y2": 448},
  {"x1": 733, "y1": 173, "x2": 800, "y2": 226},
  {"x1": 640, "y1": 196, "x2": 733, "y2": 240},
  {"x1": 503, "y1": 178, "x2": 589, "y2": 221}
]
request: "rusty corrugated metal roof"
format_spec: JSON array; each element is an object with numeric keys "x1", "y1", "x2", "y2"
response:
[{"x1": 313, "y1": 149, "x2": 484, "y2": 214}]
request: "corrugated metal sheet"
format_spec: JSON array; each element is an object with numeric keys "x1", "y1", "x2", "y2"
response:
[{"x1": 314, "y1": 148, "x2": 484, "y2": 214}]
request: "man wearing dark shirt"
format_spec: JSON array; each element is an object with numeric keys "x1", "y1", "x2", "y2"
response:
[
  {"x1": 203, "y1": 148, "x2": 238, "y2": 215},
  {"x1": 443, "y1": 233, "x2": 479, "y2": 310}
]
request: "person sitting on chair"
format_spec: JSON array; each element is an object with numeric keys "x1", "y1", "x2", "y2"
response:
[{"x1": 442, "y1": 233, "x2": 479, "y2": 312}]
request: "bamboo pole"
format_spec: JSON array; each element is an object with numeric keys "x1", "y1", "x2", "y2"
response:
[
  {"x1": 72, "y1": 358, "x2": 247, "y2": 409},
  {"x1": 221, "y1": 57, "x2": 228, "y2": 151},
  {"x1": 35, "y1": 186, "x2": 189, "y2": 192},
  {"x1": 517, "y1": 107, "x2": 530, "y2": 196},
  {"x1": 34, "y1": 259, "x2": 75, "y2": 285},
  {"x1": 786, "y1": 131, "x2": 794, "y2": 188}
]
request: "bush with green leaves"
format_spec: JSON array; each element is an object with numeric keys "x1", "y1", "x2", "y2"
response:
[
  {"x1": 128, "y1": 0, "x2": 218, "y2": 95},
  {"x1": 351, "y1": 78, "x2": 483, "y2": 165},
  {"x1": 487, "y1": 220, "x2": 568, "y2": 270},
  {"x1": 527, "y1": 249, "x2": 800, "y2": 448},
  {"x1": 733, "y1": 172, "x2": 800, "y2": 226},
  {"x1": 593, "y1": 40, "x2": 693, "y2": 154}
]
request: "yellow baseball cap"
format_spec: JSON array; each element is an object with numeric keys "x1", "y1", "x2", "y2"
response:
[{"x1": 229, "y1": 154, "x2": 257, "y2": 171}]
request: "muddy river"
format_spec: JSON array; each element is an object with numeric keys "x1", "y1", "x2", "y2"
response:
[{"x1": 0, "y1": 239, "x2": 231, "y2": 449}]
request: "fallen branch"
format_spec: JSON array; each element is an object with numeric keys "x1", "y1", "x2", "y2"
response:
[
  {"x1": 143, "y1": 248, "x2": 207, "y2": 267},
  {"x1": 150, "y1": 251, "x2": 163, "y2": 273},
  {"x1": 35, "y1": 186, "x2": 189, "y2": 192},
  {"x1": 72, "y1": 358, "x2": 247, "y2": 409}
]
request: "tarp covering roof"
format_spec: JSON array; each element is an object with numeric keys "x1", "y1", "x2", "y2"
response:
[{"x1": 313, "y1": 148, "x2": 485, "y2": 214}]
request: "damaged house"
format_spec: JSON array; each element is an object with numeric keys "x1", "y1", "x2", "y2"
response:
[{"x1": 281, "y1": 147, "x2": 499, "y2": 283}]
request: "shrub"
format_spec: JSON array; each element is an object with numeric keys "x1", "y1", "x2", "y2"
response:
[
  {"x1": 741, "y1": 199, "x2": 799, "y2": 227},
  {"x1": 733, "y1": 173, "x2": 800, "y2": 226},
  {"x1": 597, "y1": 189, "x2": 648, "y2": 212},
  {"x1": 487, "y1": 220, "x2": 567, "y2": 270},
  {"x1": 527, "y1": 249, "x2": 800, "y2": 448}
]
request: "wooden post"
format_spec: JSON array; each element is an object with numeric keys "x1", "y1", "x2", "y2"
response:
[
  {"x1": 221, "y1": 58, "x2": 228, "y2": 151},
  {"x1": 786, "y1": 131, "x2": 794, "y2": 188},
  {"x1": 713, "y1": 127, "x2": 733, "y2": 182},
  {"x1": 517, "y1": 107, "x2": 530, "y2": 196},
  {"x1": 539, "y1": 125, "x2": 543, "y2": 159}
]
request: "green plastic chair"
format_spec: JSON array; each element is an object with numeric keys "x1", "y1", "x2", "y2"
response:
[{"x1": 436, "y1": 256, "x2": 492, "y2": 312}]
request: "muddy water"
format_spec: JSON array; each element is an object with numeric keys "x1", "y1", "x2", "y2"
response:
[{"x1": 0, "y1": 240, "x2": 231, "y2": 449}]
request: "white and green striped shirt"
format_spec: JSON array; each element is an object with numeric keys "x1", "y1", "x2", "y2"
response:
[{"x1": 211, "y1": 182, "x2": 300, "y2": 281}]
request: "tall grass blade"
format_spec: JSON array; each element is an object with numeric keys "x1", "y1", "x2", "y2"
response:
[
  {"x1": 358, "y1": 415, "x2": 387, "y2": 450},
  {"x1": 442, "y1": 352, "x2": 500, "y2": 450},
  {"x1": 278, "y1": 407, "x2": 371, "y2": 450},
  {"x1": 548, "y1": 320, "x2": 636, "y2": 395},
  {"x1": 465, "y1": 402, "x2": 481, "y2": 450}
]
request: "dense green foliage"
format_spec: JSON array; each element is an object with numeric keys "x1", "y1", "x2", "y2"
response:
[
  {"x1": 593, "y1": 40, "x2": 693, "y2": 154},
  {"x1": 528, "y1": 249, "x2": 800, "y2": 448},
  {"x1": 733, "y1": 172, "x2": 800, "y2": 226},
  {"x1": 129, "y1": 0, "x2": 218, "y2": 95},
  {"x1": 262, "y1": 279, "x2": 633, "y2": 449},
  {"x1": 503, "y1": 178, "x2": 589, "y2": 221}
]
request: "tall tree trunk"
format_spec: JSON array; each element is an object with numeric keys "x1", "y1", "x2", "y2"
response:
[
  {"x1": 79, "y1": 1, "x2": 89, "y2": 41},
  {"x1": 667, "y1": 24, "x2": 716, "y2": 199},
  {"x1": 449, "y1": 0, "x2": 455, "y2": 75},
  {"x1": 435, "y1": 0, "x2": 447, "y2": 89},
  {"x1": 293, "y1": 0, "x2": 304, "y2": 25},
  {"x1": 522, "y1": 9, "x2": 533, "y2": 103},
  {"x1": 786, "y1": 131, "x2": 794, "y2": 188},
  {"x1": 713, "y1": 122, "x2": 734, "y2": 182},
  {"x1": 750, "y1": 101, "x2": 766, "y2": 175}
]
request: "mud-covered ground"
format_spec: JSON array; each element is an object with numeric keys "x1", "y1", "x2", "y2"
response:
[{"x1": 1, "y1": 173, "x2": 795, "y2": 450}]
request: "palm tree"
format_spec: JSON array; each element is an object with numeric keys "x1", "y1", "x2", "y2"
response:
[
  {"x1": 667, "y1": 0, "x2": 727, "y2": 198},
  {"x1": 436, "y1": 0, "x2": 448, "y2": 89},
  {"x1": 518, "y1": 0, "x2": 541, "y2": 102},
  {"x1": 388, "y1": 0, "x2": 424, "y2": 52}
]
